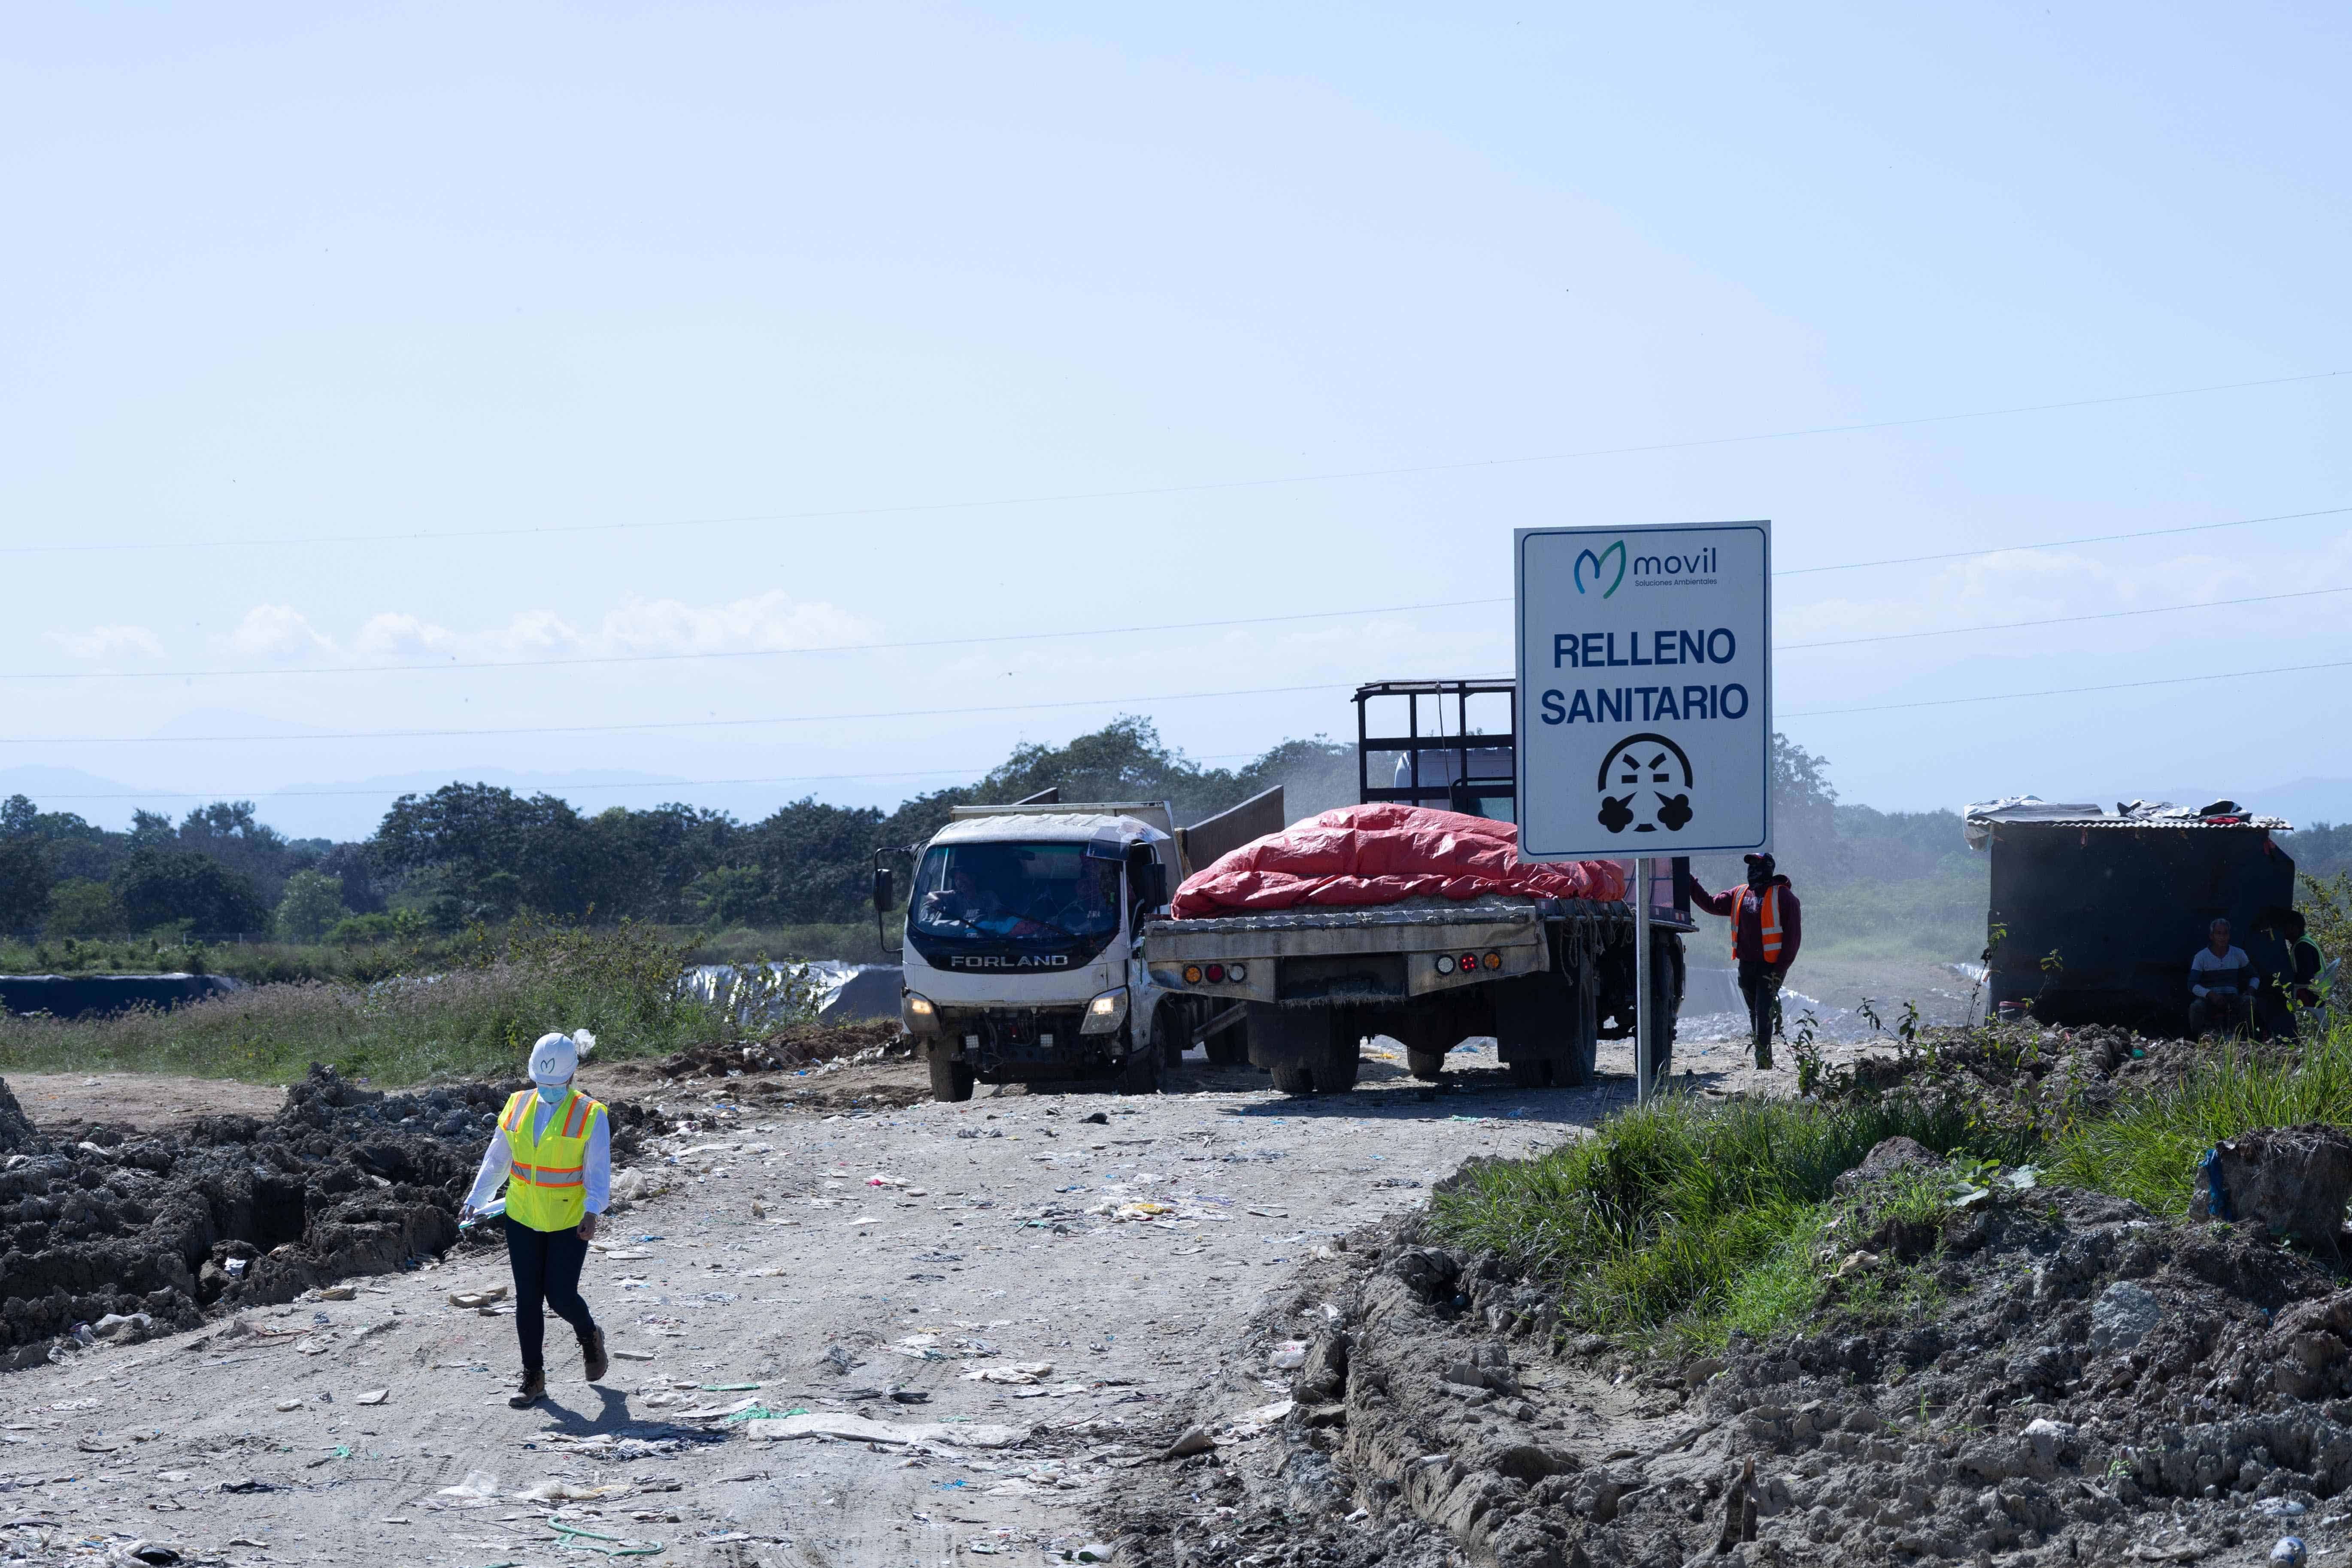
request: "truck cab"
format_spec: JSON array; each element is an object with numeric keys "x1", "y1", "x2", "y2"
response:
[{"x1": 897, "y1": 804, "x2": 1178, "y2": 1101}]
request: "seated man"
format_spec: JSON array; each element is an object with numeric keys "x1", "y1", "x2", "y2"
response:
[{"x1": 2189, "y1": 917, "x2": 2258, "y2": 1037}]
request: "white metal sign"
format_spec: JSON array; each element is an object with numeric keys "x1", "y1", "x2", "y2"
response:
[{"x1": 1515, "y1": 521, "x2": 1772, "y2": 859}]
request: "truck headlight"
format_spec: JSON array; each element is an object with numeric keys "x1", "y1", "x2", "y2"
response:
[
  {"x1": 1079, "y1": 988, "x2": 1129, "y2": 1035},
  {"x1": 900, "y1": 992, "x2": 941, "y2": 1035}
]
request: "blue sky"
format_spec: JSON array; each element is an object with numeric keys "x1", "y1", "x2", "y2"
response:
[{"x1": 3, "y1": 2, "x2": 2347, "y2": 839}]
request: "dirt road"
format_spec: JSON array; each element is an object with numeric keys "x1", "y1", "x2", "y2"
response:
[{"x1": 0, "y1": 1039, "x2": 1723, "y2": 1568}]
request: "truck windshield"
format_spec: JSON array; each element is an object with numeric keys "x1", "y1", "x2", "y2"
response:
[{"x1": 910, "y1": 841, "x2": 1122, "y2": 943}]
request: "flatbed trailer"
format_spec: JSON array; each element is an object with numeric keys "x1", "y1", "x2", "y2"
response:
[{"x1": 1138, "y1": 679, "x2": 1692, "y2": 1095}]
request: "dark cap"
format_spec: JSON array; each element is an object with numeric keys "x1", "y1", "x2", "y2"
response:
[{"x1": 1743, "y1": 852, "x2": 1776, "y2": 873}]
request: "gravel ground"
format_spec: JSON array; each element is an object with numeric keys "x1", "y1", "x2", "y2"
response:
[{"x1": 0, "y1": 1040, "x2": 1680, "y2": 1568}]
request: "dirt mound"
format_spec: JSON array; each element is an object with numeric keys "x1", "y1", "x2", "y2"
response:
[
  {"x1": 1104, "y1": 1148, "x2": 2352, "y2": 1567},
  {"x1": 619, "y1": 1019, "x2": 904, "y2": 1080},
  {"x1": 0, "y1": 1075, "x2": 45, "y2": 1156},
  {"x1": 0, "y1": 1065, "x2": 665, "y2": 1368}
]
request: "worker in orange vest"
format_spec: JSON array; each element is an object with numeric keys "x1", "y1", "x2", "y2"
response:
[{"x1": 1685, "y1": 852, "x2": 1803, "y2": 1069}]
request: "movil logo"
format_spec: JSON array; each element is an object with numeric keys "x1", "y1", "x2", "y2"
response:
[{"x1": 1574, "y1": 539, "x2": 1626, "y2": 598}]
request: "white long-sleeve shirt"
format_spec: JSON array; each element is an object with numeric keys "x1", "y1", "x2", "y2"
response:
[{"x1": 465, "y1": 1092, "x2": 611, "y2": 1216}]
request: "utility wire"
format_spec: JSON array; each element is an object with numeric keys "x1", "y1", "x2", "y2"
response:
[
  {"x1": 2, "y1": 370, "x2": 2340, "y2": 557},
  {"x1": 1782, "y1": 657, "x2": 2352, "y2": 719},
  {"x1": 0, "y1": 682, "x2": 1363, "y2": 745},
  {"x1": 10, "y1": 503, "x2": 2349, "y2": 684},
  {"x1": 1778, "y1": 581, "x2": 2352, "y2": 651},
  {"x1": 1779, "y1": 504, "x2": 2352, "y2": 576}
]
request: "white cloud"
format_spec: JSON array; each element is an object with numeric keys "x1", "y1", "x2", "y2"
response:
[
  {"x1": 596, "y1": 591, "x2": 872, "y2": 655},
  {"x1": 337, "y1": 591, "x2": 875, "y2": 665},
  {"x1": 46, "y1": 624, "x2": 166, "y2": 661},
  {"x1": 352, "y1": 612, "x2": 461, "y2": 659},
  {"x1": 228, "y1": 605, "x2": 339, "y2": 662}
]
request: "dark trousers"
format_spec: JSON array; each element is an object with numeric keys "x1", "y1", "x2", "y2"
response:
[
  {"x1": 1738, "y1": 960, "x2": 1783, "y2": 1066},
  {"x1": 2189, "y1": 991, "x2": 2255, "y2": 1038},
  {"x1": 505, "y1": 1216, "x2": 597, "y2": 1370}
]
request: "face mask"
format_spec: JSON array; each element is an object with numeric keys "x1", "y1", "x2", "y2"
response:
[{"x1": 534, "y1": 1081, "x2": 569, "y2": 1105}]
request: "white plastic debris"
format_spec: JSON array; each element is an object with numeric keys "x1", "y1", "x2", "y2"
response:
[
  {"x1": 1268, "y1": 1340, "x2": 1309, "y2": 1370},
  {"x1": 435, "y1": 1470, "x2": 500, "y2": 1502}
]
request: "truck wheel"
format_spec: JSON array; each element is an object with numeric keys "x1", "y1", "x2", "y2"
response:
[
  {"x1": 1118, "y1": 1047, "x2": 1161, "y2": 1096},
  {"x1": 1507, "y1": 1057, "x2": 1551, "y2": 1089},
  {"x1": 1406, "y1": 1049, "x2": 1446, "y2": 1082},
  {"x1": 928, "y1": 1059, "x2": 976, "y2": 1103},
  {"x1": 1205, "y1": 1031, "x2": 1246, "y2": 1065},
  {"x1": 1270, "y1": 1065, "x2": 1316, "y2": 1096}
]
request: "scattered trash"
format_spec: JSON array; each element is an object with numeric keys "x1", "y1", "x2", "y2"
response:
[
  {"x1": 121, "y1": 1543, "x2": 181, "y2": 1565},
  {"x1": 612, "y1": 1350, "x2": 656, "y2": 1362},
  {"x1": 1162, "y1": 1425, "x2": 1216, "y2": 1459},
  {"x1": 218, "y1": 1479, "x2": 281, "y2": 1494},
  {"x1": 357, "y1": 1389, "x2": 388, "y2": 1406},
  {"x1": 1081, "y1": 1113, "x2": 1109, "y2": 1125},
  {"x1": 2273, "y1": 1538, "x2": 2308, "y2": 1566},
  {"x1": 514, "y1": 1479, "x2": 631, "y2": 1503},
  {"x1": 435, "y1": 1470, "x2": 501, "y2": 1502},
  {"x1": 547, "y1": 1520, "x2": 666, "y2": 1557},
  {"x1": 1268, "y1": 1341, "x2": 1309, "y2": 1370},
  {"x1": 273, "y1": 1398, "x2": 303, "y2": 1412},
  {"x1": 447, "y1": 1287, "x2": 509, "y2": 1310},
  {"x1": 743, "y1": 1412, "x2": 1027, "y2": 1448},
  {"x1": 313, "y1": 1286, "x2": 357, "y2": 1301},
  {"x1": 699, "y1": 1382, "x2": 761, "y2": 1392}
]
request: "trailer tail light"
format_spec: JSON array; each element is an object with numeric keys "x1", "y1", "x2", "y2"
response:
[
  {"x1": 1434, "y1": 955, "x2": 1455, "y2": 974},
  {"x1": 1483, "y1": 951, "x2": 1502, "y2": 970},
  {"x1": 1205, "y1": 963, "x2": 1226, "y2": 982},
  {"x1": 1459, "y1": 952, "x2": 1478, "y2": 972},
  {"x1": 1227, "y1": 963, "x2": 1247, "y2": 982},
  {"x1": 1182, "y1": 965, "x2": 1203, "y2": 984}
]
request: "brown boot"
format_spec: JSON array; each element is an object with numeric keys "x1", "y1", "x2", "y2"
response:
[
  {"x1": 579, "y1": 1325, "x2": 609, "y2": 1383},
  {"x1": 508, "y1": 1367, "x2": 546, "y2": 1408}
]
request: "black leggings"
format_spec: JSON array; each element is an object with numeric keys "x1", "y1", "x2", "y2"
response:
[{"x1": 505, "y1": 1216, "x2": 598, "y2": 1370}]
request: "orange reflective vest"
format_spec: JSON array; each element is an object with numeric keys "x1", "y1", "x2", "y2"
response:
[
  {"x1": 497, "y1": 1087, "x2": 605, "y2": 1232},
  {"x1": 1739, "y1": 885, "x2": 1784, "y2": 964}
]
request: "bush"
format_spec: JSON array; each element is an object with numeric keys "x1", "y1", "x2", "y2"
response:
[
  {"x1": 0, "y1": 919, "x2": 806, "y2": 1085},
  {"x1": 111, "y1": 847, "x2": 269, "y2": 934},
  {"x1": 1431, "y1": 1092, "x2": 2034, "y2": 1347},
  {"x1": 2048, "y1": 1022, "x2": 2352, "y2": 1215},
  {"x1": 43, "y1": 878, "x2": 123, "y2": 937},
  {"x1": 274, "y1": 868, "x2": 349, "y2": 943}
]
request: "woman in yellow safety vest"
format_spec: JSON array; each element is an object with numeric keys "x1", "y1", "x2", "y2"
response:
[{"x1": 461, "y1": 1030, "x2": 611, "y2": 1408}]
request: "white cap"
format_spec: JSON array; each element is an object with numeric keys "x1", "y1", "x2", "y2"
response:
[{"x1": 529, "y1": 1031, "x2": 579, "y2": 1086}]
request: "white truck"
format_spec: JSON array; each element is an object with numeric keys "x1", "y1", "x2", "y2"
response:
[
  {"x1": 889, "y1": 788, "x2": 1283, "y2": 1102},
  {"x1": 1140, "y1": 679, "x2": 1692, "y2": 1095}
]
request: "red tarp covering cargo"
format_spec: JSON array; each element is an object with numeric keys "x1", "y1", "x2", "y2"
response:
[{"x1": 1169, "y1": 803, "x2": 1627, "y2": 919}]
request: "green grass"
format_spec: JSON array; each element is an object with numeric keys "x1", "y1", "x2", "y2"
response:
[
  {"x1": 2048, "y1": 1022, "x2": 2352, "y2": 1214},
  {"x1": 1431, "y1": 1093, "x2": 2032, "y2": 1349},
  {"x1": 0, "y1": 920, "x2": 814, "y2": 1086},
  {"x1": 1797, "y1": 869, "x2": 1989, "y2": 963}
]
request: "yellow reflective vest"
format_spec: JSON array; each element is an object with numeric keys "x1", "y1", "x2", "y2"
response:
[{"x1": 497, "y1": 1087, "x2": 606, "y2": 1232}]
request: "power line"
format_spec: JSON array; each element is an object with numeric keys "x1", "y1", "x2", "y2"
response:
[
  {"x1": 1779, "y1": 504, "x2": 2352, "y2": 576},
  {"x1": 0, "y1": 682, "x2": 1362, "y2": 746},
  {"x1": 12, "y1": 750, "x2": 1276, "y2": 804},
  {"x1": 1778, "y1": 581, "x2": 2352, "y2": 652},
  {"x1": 1, "y1": 597, "x2": 1506, "y2": 683},
  {"x1": 2, "y1": 369, "x2": 2340, "y2": 557},
  {"x1": 1782, "y1": 656, "x2": 2352, "y2": 719},
  {"x1": 11, "y1": 502, "x2": 2349, "y2": 684}
]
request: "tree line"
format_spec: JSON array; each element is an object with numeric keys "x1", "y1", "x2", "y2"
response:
[
  {"x1": 6, "y1": 714, "x2": 2332, "y2": 944},
  {"x1": 0, "y1": 719, "x2": 1357, "y2": 941}
]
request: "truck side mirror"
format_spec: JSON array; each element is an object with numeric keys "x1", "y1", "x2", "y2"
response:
[
  {"x1": 1137, "y1": 862, "x2": 1169, "y2": 912},
  {"x1": 873, "y1": 867, "x2": 895, "y2": 913}
]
